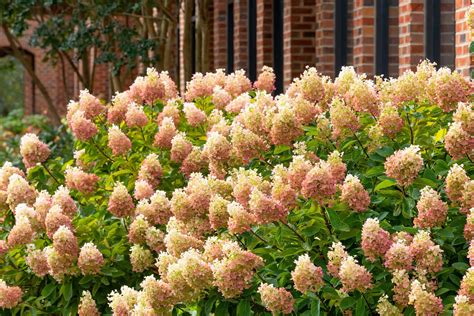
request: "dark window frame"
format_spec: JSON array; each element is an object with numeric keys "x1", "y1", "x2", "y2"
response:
[
  {"x1": 227, "y1": 0, "x2": 234, "y2": 74},
  {"x1": 248, "y1": 0, "x2": 257, "y2": 81},
  {"x1": 273, "y1": 0, "x2": 284, "y2": 94},
  {"x1": 375, "y1": 0, "x2": 389, "y2": 76},
  {"x1": 425, "y1": 0, "x2": 441, "y2": 66}
]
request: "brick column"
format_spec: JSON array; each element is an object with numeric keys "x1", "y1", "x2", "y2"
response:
[
  {"x1": 234, "y1": 0, "x2": 248, "y2": 71},
  {"x1": 353, "y1": 0, "x2": 375, "y2": 75},
  {"x1": 440, "y1": 0, "x2": 455, "y2": 68},
  {"x1": 256, "y1": 0, "x2": 273, "y2": 70},
  {"x1": 399, "y1": 0, "x2": 425, "y2": 74},
  {"x1": 315, "y1": 0, "x2": 336, "y2": 77},
  {"x1": 283, "y1": 0, "x2": 317, "y2": 88},
  {"x1": 455, "y1": 0, "x2": 473, "y2": 76},
  {"x1": 213, "y1": 0, "x2": 227, "y2": 70},
  {"x1": 388, "y1": 3, "x2": 400, "y2": 77}
]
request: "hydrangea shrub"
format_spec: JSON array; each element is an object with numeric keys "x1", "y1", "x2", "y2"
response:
[{"x1": 0, "y1": 62, "x2": 473, "y2": 315}]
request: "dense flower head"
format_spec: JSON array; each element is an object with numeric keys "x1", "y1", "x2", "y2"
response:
[
  {"x1": 384, "y1": 145, "x2": 423, "y2": 186},
  {"x1": 446, "y1": 164, "x2": 469, "y2": 203},
  {"x1": 6, "y1": 174, "x2": 36, "y2": 209},
  {"x1": 129, "y1": 67, "x2": 167, "y2": 104},
  {"x1": 14, "y1": 203, "x2": 41, "y2": 231},
  {"x1": 329, "y1": 97, "x2": 360, "y2": 138},
  {"x1": 301, "y1": 161, "x2": 337, "y2": 202},
  {"x1": 108, "y1": 90, "x2": 132, "y2": 124},
  {"x1": 166, "y1": 249, "x2": 213, "y2": 302},
  {"x1": 409, "y1": 280, "x2": 443, "y2": 315},
  {"x1": 185, "y1": 70, "x2": 226, "y2": 101},
  {"x1": 339, "y1": 256, "x2": 373, "y2": 293},
  {"x1": 0, "y1": 279, "x2": 23, "y2": 309},
  {"x1": 108, "y1": 286, "x2": 139, "y2": 316},
  {"x1": 107, "y1": 125, "x2": 132, "y2": 156},
  {"x1": 248, "y1": 188, "x2": 286, "y2": 225},
  {"x1": 226, "y1": 92, "x2": 251, "y2": 113},
  {"x1": 334, "y1": 66, "x2": 358, "y2": 96},
  {"x1": 459, "y1": 267, "x2": 474, "y2": 303},
  {"x1": 125, "y1": 102, "x2": 148, "y2": 128},
  {"x1": 288, "y1": 66, "x2": 325, "y2": 104},
  {"x1": 164, "y1": 221, "x2": 203, "y2": 256},
  {"x1": 45, "y1": 205, "x2": 73, "y2": 238},
  {"x1": 128, "y1": 214, "x2": 150, "y2": 244},
  {"x1": 227, "y1": 201, "x2": 257, "y2": 234},
  {"x1": 270, "y1": 102, "x2": 303, "y2": 145},
  {"x1": 53, "y1": 225, "x2": 78, "y2": 258},
  {"x1": 230, "y1": 123, "x2": 269, "y2": 163},
  {"x1": 203, "y1": 131, "x2": 232, "y2": 161},
  {"x1": 52, "y1": 186, "x2": 77, "y2": 218},
  {"x1": 108, "y1": 182, "x2": 135, "y2": 218},
  {"x1": 341, "y1": 174, "x2": 370, "y2": 212},
  {"x1": 384, "y1": 240, "x2": 413, "y2": 271},
  {"x1": 409, "y1": 230, "x2": 443, "y2": 274},
  {"x1": 378, "y1": 104, "x2": 404, "y2": 138},
  {"x1": 7, "y1": 216, "x2": 34, "y2": 247},
  {"x1": 25, "y1": 245, "x2": 49, "y2": 277},
  {"x1": 224, "y1": 69, "x2": 252, "y2": 97},
  {"x1": 212, "y1": 243, "x2": 263, "y2": 298},
  {"x1": 140, "y1": 275, "x2": 175, "y2": 313},
  {"x1": 133, "y1": 179, "x2": 154, "y2": 201},
  {"x1": 251, "y1": 65, "x2": 275, "y2": 93},
  {"x1": 78, "y1": 290, "x2": 100, "y2": 316},
  {"x1": 145, "y1": 227, "x2": 165, "y2": 253},
  {"x1": 0, "y1": 162, "x2": 25, "y2": 191},
  {"x1": 426, "y1": 67, "x2": 472, "y2": 112},
  {"x1": 377, "y1": 295, "x2": 403, "y2": 316},
  {"x1": 170, "y1": 132, "x2": 193, "y2": 163},
  {"x1": 212, "y1": 85, "x2": 233, "y2": 109},
  {"x1": 137, "y1": 190, "x2": 171, "y2": 225},
  {"x1": 327, "y1": 242, "x2": 349, "y2": 277},
  {"x1": 392, "y1": 269, "x2": 411, "y2": 307},
  {"x1": 345, "y1": 77, "x2": 379, "y2": 116},
  {"x1": 78, "y1": 89, "x2": 106, "y2": 119},
  {"x1": 462, "y1": 180, "x2": 474, "y2": 214},
  {"x1": 181, "y1": 146, "x2": 208, "y2": 177},
  {"x1": 287, "y1": 155, "x2": 313, "y2": 191},
  {"x1": 453, "y1": 294, "x2": 474, "y2": 316},
  {"x1": 44, "y1": 245, "x2": 74, "y2": 281},
  {"x1": 69, "y1": 110, "x2": 98, "y2": 141},
  {"x1": 130, "y1": 244, "x2": 154, "y2": 273},
  {"x1": 183, "y1": 102, "x2": 207, "y2": 126},
  {"x1": 78, "y1": 242, "x2": 104, "y2": 275},
  {"x1": 291, "y1": 254, "x2": 324, "y2": 294},
  {"x1": 453, "y1": 102, "x2": 474, "y2": 135},
  {"x1": 208, "y1": 195, "x2": 230, "y2": 230},
  {"x1": 154, "y1": 116, "x2": 177, "y2": 149},
  {"x1": 65, "y1": 166, "x2": 99, "y2": 195},
  {"x1": 137, "y1": 153, "x2": 162, "y2": 189},
  {"x1": 445, "y1": 122, "x2": 474, "y2": 160},
  {"x1": 469, "y1": 240, "x2": 474, "y2": 266},
  {"x1": 288, "y1": 94, "x2": 321, "y2": 125},
  {"x1": 414, "y1": 186, "x2": 448, "y2": 228},
  {"x1": 258, "y1": 283, "x2": 295, "y2": 315},
  {"x1": 20, "y1": 133, "x2": 50, "y2": 168},
  {"x1": 361, "y1": 218, "x2": 392, "y2": 261}
]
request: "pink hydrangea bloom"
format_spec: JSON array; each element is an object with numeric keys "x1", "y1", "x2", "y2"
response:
[
  {"x1": 341, "y1": 174, "x2": 370, "y2": 212},
  {"x1": 125, "y1": 102, "x2": 148, "y2": 128},
  {"x1": 129, "y1": 244, "x2": 153, "y2": 273},
  {"x1": 107, "y1": 125, "x2": 132, "y2": 156},
  {"x1": 329, "y1": 97, "x2": 360, "y2": 139},
  {"x1": 227, "y1": 201, "x2": 257, "y2": 234},
  {"x1": 140, "y1": 275, "x2": 175, "y2": 312},
  {"x1": 25, "y1": 245, "x2": 49, "y2": 277},
  {"x1": 361, "y1": 218, "x2": 392, "y2": 261},
  {"x1": 145, "y1": 227, "x2": 165, "y2": 253},
  {"x1": 445, "y1": 164, "x2": 469, "y2": 203},
  {"x1": 249, "y1": 188, "x2": 286, "y2": 225},
  {"x1": 288, "y1": 66, "x2": 325, "y2": 104},
  {"x1": 254, "y1": 66, "x2": 275, "y2": 93},
  {"x1": 183, "y1": 102, "x2": 207, "y2": 126},
  {"x1": 453, "y1": 102, "x2": 474, "y2": 135},
  {"x1": 301, "y1": 161, "x2": 337, "y2": 202},
  {"x1": 108, "y1": 90, "x2": 131, "y2": 124},
  {"x1": 212, "y1": 86, "x2": 233, "y2": 110},
  {"x1": 230, "y1": 123, "x2": 269, "y2": 163},
  {"x1": 409, "y1": 230, "x2": 443, "y2": 274},
  {"x1": 458, "y1": 267, "x2": 474, "y2": 303},
  {"x1": 0, "y1": 162, "x2": 25, "y2": 191},
  {"x1": 414, "y1": 186, "x2": 448, "y2": 228},
  {"x1": 170, "y1": 133, "x2": 193, "y2": 163},
  {"x1": 78, "y1": 291, "x2": 100, "y2": 316},
  {"x1": 409, "y1": 280, "x2": 443, "y2": 315},
  {"x1": 129, "y1": 68, "x2": 166, "y2": 104},
  {"x1": 45, "y1": 205, "x2": 73, "y2": 238},
  {"x1": 461, "y1": 180, "x2": 474, "y2": 214},
  {"x1": 69, "y1": 110, "x2": 98, "y2": 141},
  {"x1": 136, "y1": 190, "x2": 171, "y2": 225},
  {"x1": 378, "y1": 104, "x2": 404, "y2": 138},
  {"x1": 134, "y1": 180, "x2": 154, "y2": 201},
  {"x1": 453, "y1": 295, "x2": 474, "y2": 316},
  {"x1": 426, "y1": 67, "x2": 472, "y2": 112},
  {"x1": 345, "y1": 77, "x2": 379, "y2": 116},
  {"x1": 6, "y1": 174, "x2": 36, "y2": 209},
  {"x1": 384, "y1": 145, "x2": 424, "y2": 186},
  {"x1": 338, "y1": 256, "x2": 373, "y2": 293},
  {"x1": 445, "y1": 122, "x2": 473, "y2": 160},
  {"x1": 108, "y1": 182, "x2": 135, "y2": 218},
  {"x1": 270, "y1": 103, "x2": 303, "y2": 146},
  {"x1": 258, "y1": 283, "x2": 295, "y2": 315},
  {"x1": 384, "y1": 240, "x2": 413, "y2": 271},
  {"x1": 53, "y1": 225, "x2": 78, "y2": 258},
  {"x1": 52, "y1": 186, "x2": 77, "y2": 218},
  {"x1": 65, "y1": 166, "x2": 99, "y2": 195},
  {"x1": 154, "y1": 116, "x2": 177, "y2": 149},
  {"x1": 224, "y1": 69, "x2": 252, "y2": 97},
  {"x1": 392, "y1": 269, "x2": 411, "y2": 307},
  {"x1": 327, "y1": 242, "x2": 349, "y2": 277},
  {"x1": 291, "y1": 254, "x2": 324, "y2": 294},
  {"x1": 78, "y1": 242, "x2": 104, "y2": 275},
  {"x1": 128, "y1": 214, "x2": 150, "y2": 244},
  {"x1": 7, "y1": 216, "x2": 34, "y2": 247},
  {"x1": 20, "y1": 133, "x2": 50, "y2": 168},
  {"x1": 0, "y1": 279, "x2": 23, "y2": 309},
  {"x1": 78, "y1": 89, "x2": 106, "y2": 119}
]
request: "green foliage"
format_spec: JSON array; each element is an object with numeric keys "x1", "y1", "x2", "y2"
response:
[{"x1": 0, "y1": 56, "x2": 24, "y2": 116}]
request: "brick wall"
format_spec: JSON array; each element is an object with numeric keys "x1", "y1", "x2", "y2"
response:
[
  {"x1": 440, "y1": 0, "x2": 456, "y2": 68},
  {"x1": 234, "y1": 0, "x2": 249, "y2": 71},
  {"x1": 399, "y1": 0, "x2": 425, "y2": 73},
  {"x1": 455, "y1": 0, "x2": 473, "y2": 76},
  {"x1": 283, "y1": 0, "x2": 317, "y2": 87},
  {"x1": 353, "y1": 0, "x2": 375, "y2": 75},
  {"x1": 388, "y1": 1, "x2": 400, "y2": 77},
  {"x1": 315, "y1": 0, "x2": 335, "y2": 77},
  {"x1": 256, "y1": 0, "x2": 273, "y2": 71},
  {"x1": 213, "y1": 0, "x2": 228, "y2": 71}
]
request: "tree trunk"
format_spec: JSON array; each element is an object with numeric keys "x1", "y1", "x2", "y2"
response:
[
  {"x1": 198, "y1": 0, "x2": 210, "y2": 72},
  {"x1": 2, "y1": 24, "x2": 61, "y2": 124},
  {"x1": 195, "y1": 1, "x2": 202, "y2": 72}
]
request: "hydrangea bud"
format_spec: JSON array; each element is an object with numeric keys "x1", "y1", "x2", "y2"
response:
[
  {"x1": 414, "y1": 187, "x2": 448, "y2": 228},
  {"x1": 339, "y1": 256, "x2": 373, "y2": 293},
  {"x1": 45, "y1": 205, "x2": 73, "y2": 238},
  {"x1": 183, "y1": 102, "x2": 206, "y2": 126},
  {"x1": 384, "y1": 240, "x2": 413, "y2": 271},
  {"x1": 154, "y1": 117, "x2": 177, "y2": 149},
  {"x1": 128, "y1": 215, "x2": 150, "y2": 244},
  {"x1": 53, "y1": 225, "x2": 78, "y2": 258},
  {"x1": 20, "y1": 133, "x2": 50, "y2": 168},
  {"x1": 6, "y1": 174, "x2": 36, "y2": 209},
  {"x1": 408, "y1": 280, "x2": 443, "y2": 315},
  {"x1": 227, "y1": 201, "x2": 257, "y2": 234},
  {"x1": 341, "y1": 175, "x2": 370, "y2": 212},
  {"x1": 138, "y1": 153, "x2": 163, "y2": 188},
  {"x1": 445, "y1": 122, "x2": 473, "y2": 160},
  {"x1": 25, "y1": 245, "x2": 49, "y2": 277},
  {"x1": 384, "y1": 145, "x2": 423, "y2": 186},
  {"x1": 52, "y1": 186, "x2": 77, "y2": 218},
  {"x1": 445, "y1": 164, "x2": 469, "y2": 203},
  {"x1": 108, "y1": 182, "x2": 134, "y2": 218},
  {"x1": 125, "y1": 102, "x2": 148, "y2": 128},
  {"x1": 327, "y1": 242, "x2": 349, "y2": 277},
  {"x1": 170, "y1": 132, "x2": 193, "y2": 163},
  {"x1": 69, "y1": 110, "x2": 98, "y2": 141},
  {"x1": 212, "y1": 241, "x2": 263, "y2": 298},
  {"x1": 78, "y1": 242, "x2": 104, "y2": 275},
  {"x1": 65, "y1": 166, "x2": 99, "y2": 195},
  {"x1": 291, "y1": 254, "x2": 324, "y2": 294},
  {"x1": 108, "y1": 90, "x2": 131, "y2": 124},
  {"x1": 0, "y1": 279, "x2": 22, "y2": 309},
  {"x1": 254, "y1": 66, "x2": 275, "y2": 93},
  {"x1": 301, "y1": 161, "x2": 337, "y2": 202},
  {"x1": 78, "y1": 290, "x2": 100, "y2": 316},
  {"x1": 134, "y1": 180, "x2": 154, "y2": 201},
  {"x1": 258, "y1": 283, "x2": 295, "y2": 315},
  {"x1": 140, "y1": 275, "x2": 175, "y2": 313},
  {"x1": 107, "y1": 125, "x2": 132, "y2": 156},
  {"x1": 130, "y1": 244, "x2": 154, "y2": 272}
]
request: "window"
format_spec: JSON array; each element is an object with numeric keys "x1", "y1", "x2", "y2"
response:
[
  {"x1": 227, "y1": 1, "x2": 234, "y2": 74},
  {"x1": 375, "y1": 0, "x2": 389, "y2": 75},
  {"x1": 425, "y1": 0, "x2": 440, "y2": 65},
  {"x1": 273, "y1": 0, "x2": 284, "y2": 94}
]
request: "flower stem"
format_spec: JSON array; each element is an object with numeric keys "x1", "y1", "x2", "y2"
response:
[
  {"x1": 467, "y1": 154, "x2": 473, "y2": 163},
  {"x1": 280, "y1": 221, "x2": 305, "y2": 243},
  {"x1": 405, "y1": 112, "x2": 414, "y2": 145},
  {"x1": 41, "y1": 162, "x2": 60, "y2": 185},
  {"x1": 249, "y1": 230, "x2": 282, "y2": 251},
  {"x1": 361, "y1": 293, "x2": 374, "y2": 314},
  {"x1": 321, "y1": 205, "x2": 333, "y2": 235},
  {"x1": 91, "y1": 138, "x2": 114, "y2": 163},
  {"x1": 352, "y1": 131, "x2": 369, "y2": 159}
]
